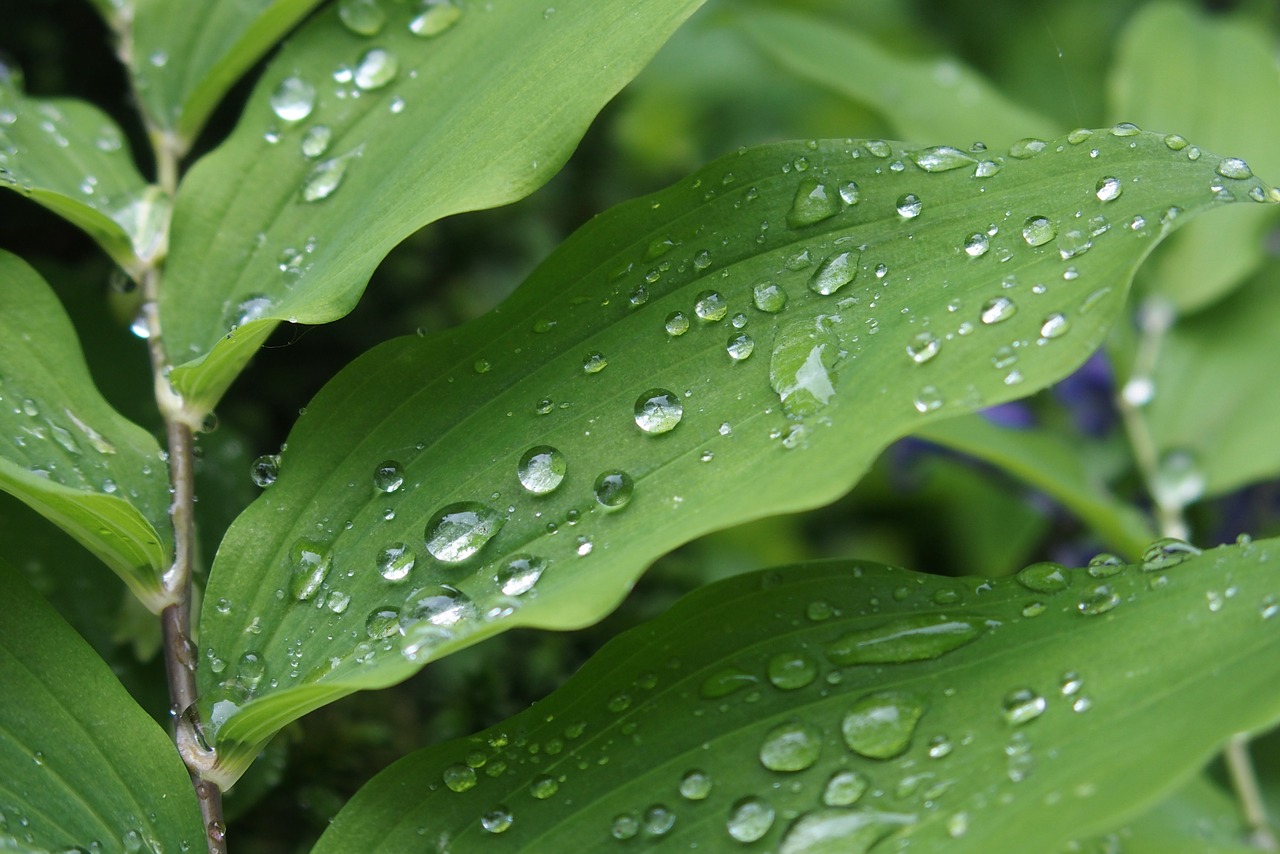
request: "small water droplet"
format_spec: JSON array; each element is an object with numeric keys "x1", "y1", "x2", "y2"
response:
[
  {"x1": 338, "y1": 0, "x2": 387, "y2": 35},
  {"x1": 288, "y1": 539, "x2": 332, "y2": 601},
  {"x1": 1077, "y1": 583, "x2": 1120, "y2": 615},
  {"x1": 726, "y1": 333, "x2": 755, "y2": 361},
  {"x1": 1087, "y1": 553, "x2": 1125, "y2": 578},
  {"x1": 694, "y1": 290, "x2": 728, "y2": 321},
  {"x1": 250, "y1": 455, "x2": 280, "y2": 488},
  {"x1": 593, "y1": 470, "x2": 634, "y2": 508},
  {"x1": 700, "y1": 666, "x2": 758, "y2": 699},
  {"x1": 760, "y1": 718, "x2": 823, "y2": 772},
  {"x1": 643, "y1": 805, "x2": 676, "y2": 836},
  {"x1": 1022, "y1": 215, "x2": 1056, "y2": 247},
  {"x1": 410, "y1": 0, "x2": 462, "y2": 36},
  {"x1": 1057, "y1": 229, "x2": 1091, "y2": 259},
  {"x1": 974, "y1": 160, "x2": 1002, "y2": 178},
  {"x1": 809, "y1": 250, "x2": 860, "y2": 295},
  {"x1": 1110, "y1": 122, "x2": 1141, "y2": 137},
  {"x1": 1095, "y1": 176, "x2": 1122, "y2": 202},
  {"x1": 376, "y1": 543, "x2": 416, "y2": 581},
  {"x1": 664, "y1": 311, "x2": 689, "y2": 336},
  {"x1": 1216, "y1": 157, "x2": 1253, "y2": 180},
  {"x1": 841, "y1": 691, "x2": 926, "y2": 759},
  {"x1": 270, "y1": 76, "x2": 315, "y2": 121},
  {"x1": 373, "y1": 460, "x2": 404, "y2": 492},
  {"x1": 906, "y1": 332, "x2": 940, "y2": 364},
  {"x1": 354, "y1": 47, "x2": 398, "y2": 90},
  {"x1": 1067, "y1": 128, "x2": 1094, "y2": 145},
  {"x1": 963, "y1": 232, "x2": 990, "y2": 257},
  {"x1": 517, "y1": 445, "x2": 566, "y2": 495},
  {"x1": 1016, "y1": 561, "x2": 1070, "y2": 593},
  {"x1": 1039, "y1": 313, "x2": 1069, "y2": 339},
  {"x1": 822, "y1": 770, "x2": 869, "y2": 806},
  {"x1": 679, "y1": 769, "x2": 713, "y2": 800},
  {"x1": 896, "y1": 193, "x2": 923, "y2": 219},
  {"x1": 611, "y1": 813, "x2": 640, "y2": 840},
  {"x1": 1002, "y1": 688, "x2": 1047, "y2": 725},
  {"x1": 913, "y1": 385, "x2": 942, "y2": 413},
  {"x1": 768, "y1": 651, "x2": 818, "y2": 690},
  {"x1": 753, "y1": 281, "x2": 788, "y2": 313},
  {"x1": 1009, "y1": 138, "x2": 1048, "y2": 158},
  {"x1": 402, "y1": 584, "x2": 476, "y2": 634},
  {"x1": 634, "y1": 389, "x2": 683, "y2": 434},
  {"x1": 528, "y1": 774, "x2": 558, "y2": 799},
  {"x1": 301, "y1": 147, "x2": 361, "y2": 202},
  {"x1": 980, "y1": 296, "x2": 1017, "y2": 324},
  {"x1": 726, "y1": 797, "x2": 775, "y2": 842},
  {"x1": 1141, "y1": 537, "x2": 1202, "y2": 571},
  {"x1": 839, "y1": 181, "x2": 860, "y2": 204},
  {"x1": 495, "y1": 554, "x2": 547, "y2": 596},
  {"x1": 424, "y1": 502, "x2": 504, "y2": 562},
  {"x1": 480, "y1": 806, "x2": 512, "y2": 834}
]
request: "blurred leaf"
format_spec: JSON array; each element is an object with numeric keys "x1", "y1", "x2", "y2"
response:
[
  {"x1": 0, "y1": 250, "x2": 173, "y2": 610},
  {"x1": 160, "y1": 0, "x2": 709, "y2": 417},
  {"x1": 129, "y1": 0, "x2": 327, "y2": 147},
  {"x1": 0, "y1": 76, "x2": 165, "y2": 272},
  {"x1": 916, "y1": 413, "x2": 1154, "y2": 559},
  {"x1": 1109, "y1": 1, "x2": 1280, "y2": 312},
  {"x1": 1095, "y1": 772, "x2": 1258, "y2": 854},
  {"x1": 1147, "y1": 267, "x2": 1280, "y2": 500},
  {"x1": 313, "y1": 539, "x2": 1280, "y2": 852},
  {"x1": 0, "y1": 559, "x2": 202, "y2": 852},
  {"x1": 194, "y1": 131, "x2": 1269, "y2": 783},
  {"x1": 732, "y1": 6, "x2": 1056, "y2": 150}
]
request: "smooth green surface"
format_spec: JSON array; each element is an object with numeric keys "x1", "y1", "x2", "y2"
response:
[
  {"x1": 0, "y1": 251, "x2": 173, "y2": 610},
  {"x1": 161, "y1": 0, "x2": 708, "y2": 416},
  {"x1": 130, "y1": 0, "x2": 326, "y2": 146},
  {"x1": 314, "y1": 540, "x2": 1280, "y2": 851},
  {"x1": 1109, "y1": 2, "x2": 1280, "y2": 312},
  {"x1": 0, "y1": 559, "x2": 202, "y2": 852},
  {"x1": 194, "y1": 130, "x2": 1269, "y2": 781},
  {"x1": 1106, "y1": 773, "x2": 1259, "y2": 854},
  {"x1": 1146, "y1": 266, "x2": 1280, "y2": 499},
  {"x1": 733, "y1": 6, "x2": 1056, "y2": 150},
  {"x1": 0, "y1": 78, "x2": 164, "y2": 273},
  {"x1": 915, "y1": 414, "x2": 1155, "y2": 560}
]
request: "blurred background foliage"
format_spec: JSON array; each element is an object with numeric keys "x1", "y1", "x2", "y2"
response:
[{"x1": 4, "y1": 0, "x2": 1280, "y2": 850}]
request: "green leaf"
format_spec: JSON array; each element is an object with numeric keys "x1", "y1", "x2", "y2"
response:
[
  {"x1": 160, "y1": 0, "x2": 709, "y2": 417},
  {"x1": 732, "y1": 6, "x2": 1057, "y2": 150},
  {"x1": 915, "y1": 414, "x2": 1155, "y2": 560},
  {"x1": 1097, "y1": 772, "x2": 1259, "y2": 854},
  {"x1": 129, "y1": 0, "x2": 328, "y2": 147},
  {"x1": 0, "y1": 76, "x2": 165, "y2": 273},
  {"x1": 312, "y1": 539, "x2": 1280, "y2": 852},
  {"x1": 194, "y1": 130, "x2": 1271, "y2": 783},
  {"x1": 1145, "y1": 266, "x2": 1280, "y2": 499},
  {"x1": 0, "y1": 251, "x2": 173, "y2": 610},
  {"x1": 1109, "y1": 1, "x2": 1280, "y2": 312},
  {"x1": 0, "y1": 559, "x2": 203, "y2": 852}
]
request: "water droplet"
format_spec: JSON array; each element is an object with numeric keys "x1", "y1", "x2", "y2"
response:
[
  {"x1": 896, "y1": 193, "x2": 923, "y2": 219},
  {"x1": 664, "y1": 311, "x2": 689, "y2": 336},
  {"x1": 269, "y1": 75, "x2": 315, "y2": 121},
  {"x1": 373, "y1": 460, "x2": 403, "y2": 492},
  {"x1": 906, "y1": 332, "x2": 940, "y2": 364},
  {"x1": 288, "y1": 539, "x2": 331, "y2": 601},
  {"x1": 1057, "y1": 229, "x2": 1092, "y2": 260},
  {"x1": 402, "y1": 584, "x2": 476, "y2": 631},
  {"x1": 1164, "y1": 133, "x2": 1188, "y2": 150},
  {"x1": 865, "y1": 139, "x2": 892, "y2": 158},
  {"x1": 911, "y1": 145, "x2": 976, "y2": 172},
  {"x1": 302, "y1": 148, "x2": 361, "y2": 202},
  {"x1": 1095, "y1": 176, "x2": 1122, "y2": 202},
  {"x1": 822, "y1": 770, "x2": 869, "y2": 806},
  {"x1": 643, "y1": 805, "x2": 676, "y2": 836},
  {"x1": 753, "y1": 281, "x2": 788, "y2": 313},
  {"x1": 1009, "y1": 138, "x2": 1048, "y2": 159},
  {"x1": 496, "y1": 554, "x2": 547, "y2": 596},
  {"x1": 693, "y1": 249, "x2": 713, "y2": 270},
  {"x1": 480, "y1": 806, "x2": 512, "y2": 834},
  {"x1": 581, "y1": 352, "x2": 607, "y2": 374},
  {"x1": 1110, "y1": 122, "x2": 1141, "y2": 137},
  {"x1": 1217, "y1": 157, "x2": 1253, "y2": 180},
  {"x1": 838, "y1": 181, "x2": 860, "y2": 205},
  {"x1": 841, "y1": 691, "x2": 925, "y2": 760},
  {"x1": 727, "y1": 333, "x2": 755, "y2": 361},
  {"x1": 1152, "y1": 450, "x2": 1205, "y2": 510},
  {"x1": 365, "y1": 607, "x2": 400, "y2": 638},
  {"x1": 963, "y1": 232, "x2": 990, "y2": 257},
  {"x1": 338, "y1": 0, "x2": 387, "y2": 35},
  {"x1": 296, "y1": 125, "x2": 331, "y2": 160},
  {"x1": 726, "y1": 797, "x2": 775, "y2": 842},
  {"x1": 410, "y1": 0, "x2": 462, "y2": 36},
  {"x1": 226, "y1": 294, "x2": 273, "y2": 329},
  {"x1": 424, "y1": 502, "x2": 504, "y2": 562},
  {"x1": 788, "y1": 178, "x2": 839, "y2": 227},
  {"x1": 928, "y1": 734, "x2": 953, "y2": 758},
  {"x1": 700, "y1": 666, "x2": 758, "y2": 699},
  {"x1": 1086, "y1": 553, "x2": 1125, "y2": 578},
  {"x1": 1141, "y1": 537, "x2": 1202, "y2": 571},
  {"x1": 1077, "y1": 583, "x2": 1120, "y2": 615},
  {"x1": 376, "y1": 543, "x2": 415, "y2": 581},
  {"x1": 913, "y1": 385, "x2": 942, "y2": 413},
  {"x1": 1016, "y1": 561, "x2": 1070, "y2": 593},
  {"x1": 809, "y1": 250, "x2": 860, "y2": 295},
  {"x1": 250, "y1": 455, "x2": 279, "y2": 487},
  {"x1": 694, "y1": 290, "x2": 728, "y2": 321},
  {"x1": 980, "y1": 296, "x2": 1017, "y2": 325},
  {"x1": 974, "y1": 160, "x2": 1002, "y2": 178},
  {"x1": 1022, "y1": 215, "x2": 1056, "y2": 247},
  {"x1": 1002, "y1": 688, "x2": 1047, "y2": 725},
  {"x1": 611, "y1": 813, "x2": 640, "y2": 840},
  {"x1": 634, "y1": 389, "x2": 683, "y2": 434},
  {"x1": 825, "y1": 614, "x2": 986, "y2": 665},
  {"x1": 354, "y1": 47, "x2": 398, "y2": 90},
  {"x1": 768, "y1": 651, "x2": 818, "y2": 690},
  {"x1": 593, "y1": 470, "x2": 634, "y2": 508},
  {"x1": 517, "y1": 445, "x2": 566, "y2": 494},
  {"x1": 1067, "y1": 128, "x2": 1094, "y2": 144},
  {"x1": 778, "y1": 808, "x2": 915, "y2": 854},
  {"x1": 675, "y1": 769, "x2": 713, "y2": 801},
  {"x1": 770, "y1": 319, "x2": 839, "y2": 416},
  {"x1": 1039, "y1": 313, "x2": 1069, "y2": 339}
]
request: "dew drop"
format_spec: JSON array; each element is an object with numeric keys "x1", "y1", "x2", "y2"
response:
[
  {"x1": 250, "y1": 454, "x2": 279, "y2": 487},
  {"x1": 373, "y1": 460, "x2": 404, "y2": 492},
  {"x1": 634, "y1": 389, "x2": 683, "y2": 434},
  {"x1": 1009, "y1": 138, "x2": 1047, "y2": 158},
  {"x1": 300, "y1": 125, "x2": 332, "y2": 158},
  {"x1": 778, "y1": 808, "x2": 915, "y2": 854},
  {"x1": 809, "y1": 250, "x2": 860, "y2": 295},
  {"x1": 1057, "y1": 229, "x2": 1092, "y2": 259},
  {"x1": 517, "y1": 445, "x2": 566, "y2": 495},
  {"x1": 409, "y1": 0, "x2": 462, "y2": 36},
  {"x1": 906, "y1": 332, "x2": 940, "y2": 364},
  {"x1": 753, "y1": 281, "x2": 788, "y2": 313},
  {"x1": 480, "y1": 806, "x2": 512, "y2": 834},
  {"x1": 1022, "y1": 215, "x2": 1056, "y2": 247},
  {"x1": 593, "y1": 470, "x2": 634, "y2": 508},
  {"x1": 338, "y1": 0, "x2": 386, "y2": 36},
  {"x1": 1217, "y1": 157, "x2": 1253, "y2": 180},
  {"x1": 913, "y1": 385, "x2": 942, "y2": 413},
  {"x1": 643, "y1": 805, "x2": 676, "y2": 837},
  {"x1": 841, "y1": 691, "x2": 926, "y2": 759},
  {"x1": 365, "y1": 606, "x2": 400, "y2": 639},
  {"x1": 767, "y1": 651, "x2": 818, "y2": 690},
  {"x1": 1002, "y1": 688, "x2": 1047, "y2": 725},
  {"x1": 700, "y1": 667, "x2": 758, "y2": 699},
  {"x1": 1039, "y1": 313, "x2": 1070, "y2": 339},
  {"x1": 354, "y1": 48, "x2": 398, "y2": 90},
  {"x1": 1095, "y1": 176, "x2": 1122, "y2": 202},
  {"x1": 1141, "y1": 537, "x2": 1202, "y2": 571},
  {"x1": 788, "y1": 178, "x2": 839, "y2": 227},
  {"x1": 896, "y1": 193, "x2": 923, "y2": 219},
  {"x1": 963, "y1": 232, "x2": 990, "y2": 257},
  {"x1": 1077, "y1": 583, "x2": 1120, "y2": 615},
  {"x1": 495, "y1": 554, "x2": 547, "y2": 596},
  {"x1": 1087, "y1": 553, "x2": 1125, "y2": 578},
  {"x1": 825, "y1": 614, "x2": 986, "y2": 665},
  {"x1": 1110, "y1": 122, "x2": 1141, "y2": 137},
  {"x1": 694, "y1": 290, "x2": 728, "y2": 321},
  {"x1": 402, "y1": 583, "x2": 476, "y2": 630},
  {"x1": 581, "y1": 352, "x2": 607, "y2": 374},
  {"x1": 822, "y1": 770, "x2": 869, "y2": 806},
  {"x1": 974, "y1": 160, "x2": 1002, "y2": 178},
  {"x1": 679, "y1": 769, "x2": 713, "y2": 800},
  {"x1": 727, "y1": 333, "x2": 755, "y2": 361},
  {"x1": 270, "y1": 76, "x2": 316, "y2": 122},
  {"x1": 664, "y1": 311, "x2": 689, "y2": 336},
  {"x1": 911, "y1": 145, "x2": 976, "y2": 172},
  {"x1": 726, "y1": 797, "x2": 775, "y2": 842},
  {"x1": 611, "y1": 813, "x2": 640, "y2": 840},
  {"x1": 288, "y1": 539, "x2": 331, "y2": 601},
  {"x1": 1016, "y1": 561, "x2": 1070, "y2": 593},
  {"x1": 301, "y1": 148, "x2": 360, "y2": 202},
  {"x1": 980, "y1": 296, "x2": 1017, "y2": 325},
  {"x1": 424, "y1": 502, "x2": 504, "y2": 562},
  {"x1": 376, "y1": 543, "x2": 415, "y2": 581},
  {"x1": 838, "y1": 181, "x2": 860, "y2": 205}
]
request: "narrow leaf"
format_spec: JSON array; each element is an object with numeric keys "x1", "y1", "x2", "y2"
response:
[
  {"x1": 1109, "y1": 2, "x2": 1280, "y2": 311},
  {"x1": 194, "y1": 130, "x2": 1273, "y2": 782},
  {"x1": 313, "y1": 539, "x2": 1280, "y2": 852},
  {"x1": 0, "y1": 74, "x2": 165, "y2": 273},
  {"x1": 0, "y1": 559, "x2": 202, "y2": 852},
  {"x1": 0, "y1": 251, "x2": 173, "y2": 611},
  {"x1": 732, "y1": 6, "x2": 1056, "y2": 150},
  {"x1": 129, "y1": 0, "x2": 328, "y2": 146},
  {"x1": 160, "y1": 0, "x2": 709, "y2": 416}
]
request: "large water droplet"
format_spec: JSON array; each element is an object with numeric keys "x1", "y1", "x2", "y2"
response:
[
  {"x1": 727, "y1": 333, "x2": 755, "y2": 362},
  {"x1": 409, "y1": 0, "x2": 462, "y2": 36},
  {"x1": 288, "y1": 539, "x2": 331, "y2": 601},
  {"x1": 402, "y1": 583, "x2": 476, "y2": 630},
  {"x1": 1217, "y1": 157, "x2": 1253, "y2": 180},
  {"x1": 593, "y1": 470, "x2": 634, "y2": 508},
  {"x1": 759, "y1": 720, "x2": 822, "y2": 771},
  {"x1": 911, "y1": 145, "x2": 976, "y2": 172},
  {"x1": 980, "y1": 296, "x2": 1017, "y2": 325},
  {"x1": 634, "y1": 389, "x2": 683, "y2": 434},
  {"x1": 825, "y1": 614, "x2": 986, "y2": 665},
  {"x1": 896, "y1": 193, "x2": 923, "y2": 219},
  {"x1": 753, "y1": 281, "x2": 788, "y2": 313},
  {"x1": 664, "y1": 311, "x2": 690, "y2": 336},
  {"x1": 376, "y1": 543, "x2": 415, "y2": 581},
  {"x1": 1039, "y1": 313, "x2": 1070, "y2": 339},
  {"x1": 1022, "y1": 215, "x2": 1056, "y2": 247},
  {"x1": 1016, "y1": 561, "x2": 1070, "y2": 593},
  {"x1": 1002, "y1": 688, "x2": 1047, "y2": 725},
  {"x1": 495, "y1": 554, "x2": 547, "y2": 596},
  {"x1": 841, "y1": 691, "x2": 926, "y2": 759},
  {"x1": 963, "y1": 232, "x2": 990, "y2": 257},
  {"x1": 809, "y1": 250, "x2": 860, "y2": 295},
  {"x1": 778, "y1": 809, "x2": 915, "y2": 854},
  {"x1": 270, "y1": 76, "x2": 316, "y2": 122},
  {"x1": 726, "y1": 797, "x2": 775, "y2": 842},
  {"x1": 1141, "y1": 537, "x2": 1202, "y2": 571},
  {"x1": 694, "y1": 290, "x2": 728, "y2": 322},
  {"x1": 788, "y1": 178, "x2": 839, "y2": 227},
  {"x1": 517, "y1": 445, "x2": 566, "y2": 494},
  {"x1": 365, "y1": 606, "x2": 400, "y2": 638},
  {"x1": 1095, "y1": 176, "x2": 1122, "y2": 202},
  {"x1": 424, "y1": 502, "x2": 504, "y2": 562},
  {"x1": 354, "y1": 48, "x2": 398, "y2": 90},
  {"x1": 480, "y1": 806, "x2": 512, "y2": 834},
  {"x1": 822, "y1": 770, "x2": 869, "y2": 806},
  {"x1": 250, "y1": 454, "x2": 280, "y2": 487},
  {"x1": 770, "y1": 318, "x2": 839, "y2": 416},
  {"x1": 338, "y1": 0, "x2": 387, "y2": 35}
]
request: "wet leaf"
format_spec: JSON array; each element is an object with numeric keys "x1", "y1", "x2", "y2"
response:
[
  {"x1": 128, "y1": 0, "x2": 328, "y2": 148},
  {"x1": 733, "y1": 6, "x2": 1056, "y2": 150},
  {"x1": 0, "y1": 251, "x2": 173, "y2": 611},
  {"x1": 0, "y1": 75, "x2": 164, "y2": 273},
  {"x1": 313, "y1": 538, "x2": 1280, "y2": 852},
  {"x1": 1109, "y1": 2, "x2": 1280, "y2": 312},
  {"x1": 192, "y1": 130, "x2": 1272, "y2": 782},
  {"x1": 159, "y1": 0, "x2": 709, "y2": 416},
  {"x1": 0, "y1": 559, "x2": 202, "y2": 852}
]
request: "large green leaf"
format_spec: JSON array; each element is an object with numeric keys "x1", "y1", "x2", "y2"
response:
[
  {"x1": 732, "y1": 6, "x2": 1057, "y2": 150},
  {"x1": 312, "y1": 539, "x2": 1280, "y2": 851},
  {"x1": 1109, "y1": 1, "x2": 1280, "y2": 312},
  {"x1": 0, "y1": 559, "x2": 203, "y2": 852},
  {"x1": 193, "y1": 130, "x2": 1274, "y2": 783},
  {"x1": 0, "y1": 74, "x2": 165, "y2": 274},
  {"x1": 0, "y1": 251, "x2": 173, "y2": 611},
  {"x1": 160, "y1": 0, "x2": 709, "y2": 417},
  {"x1": 129, "y1": 0, "x2": 327, "y2": 148}
]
